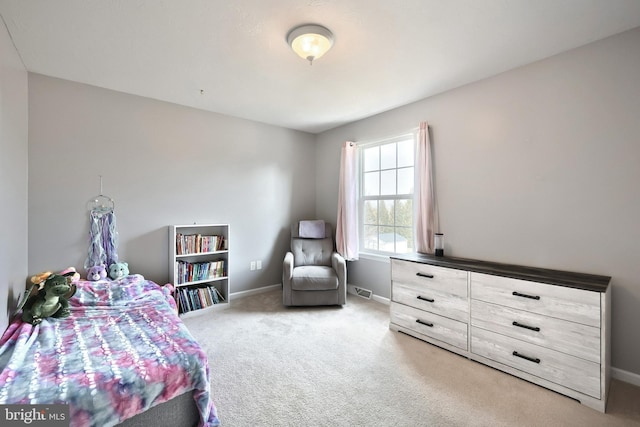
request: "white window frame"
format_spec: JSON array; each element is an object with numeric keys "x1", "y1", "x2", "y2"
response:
[{"x1": 358, "y1": 132, "x2": 417, "y2": 257}]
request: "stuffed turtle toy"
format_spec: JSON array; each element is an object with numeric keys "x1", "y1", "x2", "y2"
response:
[{"x1": 20, "y1": 271, "x2": 77, "y2": 325}]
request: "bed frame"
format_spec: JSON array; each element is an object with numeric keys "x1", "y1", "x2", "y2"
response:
[{"x1": 117, "y1": 392, "x2": 200, "y2": 427}]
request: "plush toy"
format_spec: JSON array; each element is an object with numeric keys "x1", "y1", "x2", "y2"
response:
[
  {"x1": 86, "y1": 264, "x2": 108, "y2": 281},
  {"x1": 20, "y1": 271, "x2": 77, "y2": 325},
  {"x1": 59, "y1": 266, "x2": 81, "y2": 283},
  {"x1": 108, "y1": 262, "x2": 129, "y2": 280}
]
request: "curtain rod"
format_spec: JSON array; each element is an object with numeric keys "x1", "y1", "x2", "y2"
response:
[{"x1": 354, "y1": 127, "x2": 419, "y2": 148}]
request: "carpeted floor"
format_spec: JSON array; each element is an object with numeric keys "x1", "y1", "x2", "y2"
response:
[{"x1": 183, "y1": 289, "x2": 640, "y2": 427}]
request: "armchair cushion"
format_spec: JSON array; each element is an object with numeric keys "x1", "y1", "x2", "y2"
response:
[
  {"x1": 298, "y1": 220, "x2": 326, "y2": 238},
  {"x1": 291, "y1": 266, "x2": 339, "y2": 291},
  {"x1": 291, "y1": 237, "x2": 333, "y2": 267}
]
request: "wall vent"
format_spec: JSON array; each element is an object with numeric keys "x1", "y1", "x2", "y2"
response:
[{"x1": 354, "y1": 287, "x2": 372, "y2": 299}]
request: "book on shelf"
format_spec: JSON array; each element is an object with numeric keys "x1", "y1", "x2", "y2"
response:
[
  {"x1": 175, "y1": 260, "x2": 226, "y2": 284},
  {"x1": 176, "y1": 233, "x2": 226, "y2": 255},
  {"x1": 176, "y1": 284, "x2": 226, "y2": 314}
]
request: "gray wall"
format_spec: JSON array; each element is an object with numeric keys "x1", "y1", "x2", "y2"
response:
[
  {"x1": 0, "y1": 20, "x2": 28, "y2": 333},
  {"x1": 28, "y1": 74, "x2": 316, "y2": 293},
  {"x1": 316, "y1": 27, "x2": 640, "y2": 376}
]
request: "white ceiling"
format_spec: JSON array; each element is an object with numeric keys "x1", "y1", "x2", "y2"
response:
[{"x1": 2, "y1": 1, "x2": 640, "y2": 134}]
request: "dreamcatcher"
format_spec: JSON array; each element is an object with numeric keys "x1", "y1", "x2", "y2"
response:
[{"x1": 84, "y1": 176, "x2": 119, "y2": 269}]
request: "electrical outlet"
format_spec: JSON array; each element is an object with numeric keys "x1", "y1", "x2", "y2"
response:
[
  {"x1": 250, "y1": 261, "x2": 256, "y2": 271},
  {"x1": 256, "y1": 260, "x2": 262, "y2": 270}
]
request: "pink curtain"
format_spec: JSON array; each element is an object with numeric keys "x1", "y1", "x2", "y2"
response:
[
  {"x1": 336, "y1": 141, "x2": 359, "y2": 260},
  {"x1": 415, "y1": 122, "x2": 438, "y2": 254}
]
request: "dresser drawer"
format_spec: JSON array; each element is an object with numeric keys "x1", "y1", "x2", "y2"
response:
[
  {"x1": 394, "y1": 282, "x2": 468, "y2": 322},
  {"x1": 391, "y1": 302, "x2": 468, "y2": 350},
  {"x1": 471, "y1": 327, "x2": 601, "y2": 398},
  {"x1": 471, "y1": 300, "x2": 600, "y2": 363},
  {"x1": 471, "y1": 272, "x2": 600, "y2": 327},
  {"x1": 391, "y1": 259, "x2": 467, "y2": 298}
]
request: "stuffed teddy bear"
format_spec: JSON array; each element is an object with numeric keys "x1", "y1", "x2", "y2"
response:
[
  {"x1": 86, "y1": 264, "x2": 107, "y2": 281},
  {"x1": 108, "y1": 262, "x2": 129, "y2": 280},
  {"x1": 20, "y1": 271, "x2": 77, "y2": 325}
]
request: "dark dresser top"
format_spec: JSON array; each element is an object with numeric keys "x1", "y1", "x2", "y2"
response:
[{"x1": 390, "y1": 253, "x2": 611, "y2": 293}]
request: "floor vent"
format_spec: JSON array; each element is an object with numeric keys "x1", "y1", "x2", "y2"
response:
[{"x1": 354, "y1": 287, "x2": 373, "y2": 299}]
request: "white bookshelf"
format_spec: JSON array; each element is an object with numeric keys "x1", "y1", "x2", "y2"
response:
[{"x1": 169, "y1": 224, "x2": 230, "y2": 317}]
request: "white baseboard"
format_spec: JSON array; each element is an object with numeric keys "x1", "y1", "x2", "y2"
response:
[
  {"x1": 612, "y1": 367, "x2": 640, "y2": 387},
  {"x1": 232, "y1": 283, "x2": 393, "y2": 306},
  {"x1": 372, "y1": 294, "x2": 390, "y2": 305},
  {"x1": 347, "y1": 284, "x2": 390, "y2": 306},
  {"x1": 230, "y1": 284, "x2": 280, "y2": 301}
]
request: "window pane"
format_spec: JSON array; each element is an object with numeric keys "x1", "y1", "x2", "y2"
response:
[
  {"x1": 395, "y1": 226, "x2": 413, "y2": 253},
  {"x1": 379, "y1": 200, "x2": 394, "y2": 226},
  {"x1": 363, "y1": 171, "x2": 379, "y2": 196},
  {"x1": 379, "y1": 226, "x2": 395, "y2": 252},
  {"x1": 364, "y1": 225, "x2": 378, "y2": 250},
  {"x1": 364, "y1": 200, "x2": 378, "y2": 225},
  {"x1": 397, "y1": 139, "x2": 414, "y2": 167},
  {"x1": 380, "y1": 170, "x2": 396, "y2": 195},
  {"x1": 395, "y1": 199, "x2": 412, "y2": 227},
  {"x1": 363, "y1": 147, "x2": 379, "y2": 172},
  {"x1": 397, "y1": 167, "x2": 414, "y2": 195},
  {"x1": 380, "y1": 143, "x2": 396, "y2": 170}
]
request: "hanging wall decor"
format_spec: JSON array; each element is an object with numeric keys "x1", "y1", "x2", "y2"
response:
[{"x1": 84, "y1": 176, "x2": 119, "y2": 270}]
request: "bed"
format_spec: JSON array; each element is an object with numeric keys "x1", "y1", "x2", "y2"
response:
[{"x1": 0, "y1": 274, "x2": 220, "y2": 427}]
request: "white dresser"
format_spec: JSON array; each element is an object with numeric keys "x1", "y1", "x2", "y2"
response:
[{"x1": 389, "y1": 254, "x2": 611, "y2": 412}]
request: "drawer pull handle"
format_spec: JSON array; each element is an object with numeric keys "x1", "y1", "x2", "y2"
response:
[
  {"x1": 416, "y1": 272, "x2": 434, "y2": 279},
  {"x1": 512, "y1": 321, "x2": 540, "y2": 332},
  {"x1": 416, "y1": 319, "x2": 434, "y2": 327},
  {"x1": 512, "y1": 351, "x2": 540, "y2": 364},
  {"x1": 512, "y1": 291, "x2": 540, "y2": 300},
  {"x1": 417, "y1": 296, "x2": 435, "y2": 303}
]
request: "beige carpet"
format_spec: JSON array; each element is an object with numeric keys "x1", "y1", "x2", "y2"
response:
[{"x1": 183, "y1": 289, "x2": 640, "y2": 427}]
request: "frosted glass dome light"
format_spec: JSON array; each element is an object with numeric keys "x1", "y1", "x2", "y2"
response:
[{"x1": 287, "y1": 24, "x2": 334, "y2": 64}]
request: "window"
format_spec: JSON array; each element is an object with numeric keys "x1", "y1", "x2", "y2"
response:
[{"x1": 359, "y1": 134, "x2": 415, "y2": 255}]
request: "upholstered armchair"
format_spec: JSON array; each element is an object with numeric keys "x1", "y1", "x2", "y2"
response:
[{"x1": 282, "y1": 220, "x2": 346, "y2": 306}]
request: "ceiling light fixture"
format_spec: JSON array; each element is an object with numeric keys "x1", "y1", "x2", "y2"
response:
[{"x1": 287, "y1": 24, "x2": 334, "y2": 65}]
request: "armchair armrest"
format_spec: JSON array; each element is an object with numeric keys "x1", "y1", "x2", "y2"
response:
[
  {"x1": 331, "y1": 252, "x2": 346, "y2": 287},
  {"x1": 283, "y1": 251, "x2": 295, "y2": 306},
  {"x1": 283, "y1": 252, "x2": 294, "y2": 283}
]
